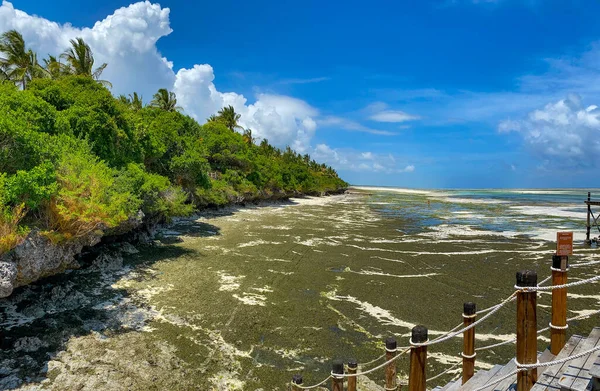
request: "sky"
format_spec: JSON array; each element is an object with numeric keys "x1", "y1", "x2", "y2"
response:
[{"x1": 2, "y1": 0, "x2": 600, "y2": 188}]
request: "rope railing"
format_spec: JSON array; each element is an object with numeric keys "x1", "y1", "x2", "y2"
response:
[
  {"x1": 289, "y1": 257, "x2": 600, "y2": 390},
  {"x1": 515, "y1": 344, "x2": 600, "y2": 369},
  {"x1": 471, "y1": 342, "x2": 600, "y2": 391},
  {"x1": 290, "y1": 348, "x2": 411, "y2": 389},
  {"x1": 570, "y1": 259, "x2": 600, "y2": 268},
  {"x1": 410, "y1": 292, "x2": 517, "y2": 348},
  {"x1": 358, "y1": 353, "x2": 387, "y2": 368},
  {"x1": 515, "y1": 274, "x2": 600, "y2": 291},
  {"x1": 292, "y1": 375, "x2": 331, "y2": 390},
  {"x1": 475, "y1": 307, "x2": 600, "y2": 351},
  {"x1": 427, "y1": 361, "x2": 462, "y2": 382}
]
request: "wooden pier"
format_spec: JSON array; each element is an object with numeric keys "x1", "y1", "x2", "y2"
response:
[
  {"x1": 585, "y1": 192, "x2": 600, "y2": 244},
  {"x1": 288, "y1": 251, "x2": 600, "y2": 391}
]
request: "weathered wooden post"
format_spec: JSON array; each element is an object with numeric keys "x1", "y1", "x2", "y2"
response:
[
  {"x1": 332, "y1": 359, "x2": 344, "y2": 391},
  {"x1": 347, "y1": 359, "x2": 358, "y2": 391},
  {"x1": 586, "y1": 192, "x2": 592, "y2": 245},
  {"x1": 386, "y1": 337, "x2": 398, "y2": 391},
  {"x1": 516, "y1": 270, "x2": 538, "y2": 391},
  {"x1": 291, "y1": 374, "x2": 302, "y2": 391},
  {"x1": 550, "y1": 254, "x2": 568, "y2": 355},
  {"x1": 409, "y1": 325, "x2": 428, "y2": 391},
  {"x1": 462, "y1": 302, "x2": 476, "y2": 384}
]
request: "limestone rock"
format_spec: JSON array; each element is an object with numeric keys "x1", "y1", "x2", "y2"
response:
[
  {"x1": 0, "y1": 261, "x2": 17, "y2": 297},
  {"x1": 92, "y1": 251, "x2": 123, "y2": 271},
  {"x1": 119, "y1": 242, "x2": 139, "y2": 255},
  {"x1": 0, "y1": 230, "x2": 102, "y2": 298},
  {"x1": 13, "y1": 337, "x2": 49, "y2": 353}
]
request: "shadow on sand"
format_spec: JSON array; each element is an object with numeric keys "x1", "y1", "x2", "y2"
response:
[{"x1": 0, "y1": 219, "x2": 223, "y2": 390}]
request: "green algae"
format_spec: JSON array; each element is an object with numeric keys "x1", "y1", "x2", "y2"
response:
[{"x1": 1, "y1": 191, "x2": 599, "y2": 390}]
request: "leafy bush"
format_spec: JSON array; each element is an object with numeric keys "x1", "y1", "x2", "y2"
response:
[
  {"x1": 44, "y1": 150, "x2": 139, "y2": 240},
  {"x1": 2, "y1": 162, "x2": 58, "y2": 210},
  {"x1": 114, "y1": 164, "x2": 194, "y2": 218},
  {"x1": 0, "y1": 75, "x2": 347, "y2": 255},
  {"x1": 0, "y1": 203, "x2": 28, "y2": 254}
]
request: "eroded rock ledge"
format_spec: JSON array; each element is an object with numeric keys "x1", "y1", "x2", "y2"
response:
[{"x1": 0, "y1": 231, "x2": 102, "y2": 298}]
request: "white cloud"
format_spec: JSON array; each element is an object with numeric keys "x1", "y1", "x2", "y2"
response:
[
  {"x1": 361, "y1": 152, "x2": 374, "y2": 160},
  {"x1": 365, "y1": 102, "x2": 420, "y2": 123},
  {"x1": 498, "y1": 94, "x2": 600, "y2": 166},
  {"x1": 312, "y1": 144, "x2": 414, "y2": 174},
  {"x1": 370, "y1": 111, "x2": 421, "y2": 123},
  {"x1": 277, "y1": 76, "x2": 330, "y2": 85},
  {"x1": 318, "y1": 116, "x2": 397, "y2": 136},
  {"x1": 0, "y1": 1, "x2": 320, "y2": 152}
]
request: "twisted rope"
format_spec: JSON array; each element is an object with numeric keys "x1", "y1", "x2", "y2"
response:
[
  {"x1": 471, "y1": 369, "x2": 519, "y2": 391},
  {"x1": 291, "y1": 347, "x2": 411, "y2": 388},
  {"x1": 476, "y1": 308, "x2": 600, "y2": 351},
  {"x1": 427, "y1": 361, "x2": 462, "y2": 382},
  {"x1": 359, "y1": 353, "x2": 387, "y2": 368},
  {"x1": 291, "y1": 375, "x2": 331, "y2": 390},
  {"x1": 538, "y1": 275, "x2": 552, "y2": 286},
  {"x1": 516, "y1": 344, "x2": 600, "y2": 369},
  {"x1": 515, "y1": 275, "x2": 600, "y2": 291},
  {"x1": 292, "y1": 272, "x2": 598, "y2": 389},
  {"x1": 571, "y1": 260, "x2": 600, "y2": 268},
  {"x1": 411, "y1": 292, "x2": 517, "y2": 347},
  {"x1": 476, "y1": 295, "x2": 516, "y2": 315},
  {"x1": 336, "y1": 348, "x2": 411, "y2": 378}
]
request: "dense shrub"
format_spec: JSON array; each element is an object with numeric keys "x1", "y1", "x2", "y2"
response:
[{"x1": 0, "y1": 76, "x2": 347, "y2": 254}]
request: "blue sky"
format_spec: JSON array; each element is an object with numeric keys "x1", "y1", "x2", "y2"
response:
[{"x1": 4, "y1": 0, "x2": 600, "y2": 188}]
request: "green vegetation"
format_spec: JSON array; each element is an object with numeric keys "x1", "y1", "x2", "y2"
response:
[{"x1": 0, "y1": 30, "x2": 347, "y2": 254}]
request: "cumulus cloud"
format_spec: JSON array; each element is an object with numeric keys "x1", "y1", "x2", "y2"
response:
[
  {"x1": 498, "y1": 94, "x2": 600, "y2": 166},
  {"x1": 0, "y1": 1, "x2": 320, "y2": 151}
]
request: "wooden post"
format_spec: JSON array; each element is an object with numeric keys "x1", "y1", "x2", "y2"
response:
[
  {"x1": 386, "y1": 337, "x2": 398, "y2": 391},
  {"x1": 291, "y1": 374, "x2": 302, "y2": 391},
  {"x1": 347, "y1": 359, "x2": 357, "y2": 391},
  {"x1": 587, "y1": 192, "x2": 592, "y2": 245},
  {"x1": 409, "y1": 325, "x2": 428, "y2": 391},
  {"x1": 332, "y1": 359, "x2": 344, "y2": 391},
  {"x1": 550, "y1": 255, "x2": 568, "y2": 355},
  {"x1": 516, "y1": 270, "x2": 538, "y2": 391},
  {"x1": 462, "y1": 302, "x2": 476, "y2": 385}
]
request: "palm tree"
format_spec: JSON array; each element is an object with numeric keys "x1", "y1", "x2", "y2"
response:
[
  {"x1": 150, "y1": 88, "x2": 181, "y2": 112},
  {"x1": 0, "y1": 30, "x2": 44, "y2": 89},
  {"x1": 242, "y1": 128, "x2": 255, "y2": 145},
  {"x1": 0, "y1": 64, "x2": 8, "y2": 81},
  {"x1": 129, "y1": 92, "x2": 143, "y2": 111},
  {"x1": 60, "y1": 37, "x2": 111, "y2": 87},
  {"x1": 42, "y1": 55, "x2": 66, "y2": 79},
  {"x1": 117, "y1": 94, "x2": 131, "y2": 105},
  {"x1": 217, "y1": 105, "x2": 242, "y2": 131},
  {"x1": 207, "y1": 114, "x2": 220, "y2": 123}
]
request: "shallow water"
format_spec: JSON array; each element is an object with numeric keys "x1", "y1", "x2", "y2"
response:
[{"x1": 1, "y1": 188, "x2": 599, "y2": 390}]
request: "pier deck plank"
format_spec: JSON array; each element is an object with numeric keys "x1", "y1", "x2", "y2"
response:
[
  {"x1": 558, "y1": 328, "x2": 600, "y2": 391},
  {"x1": 530, "y1": 335, "x2": 584, "y2": 391}
]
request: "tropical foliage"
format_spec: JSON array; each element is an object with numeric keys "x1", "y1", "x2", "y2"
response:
[
  {"x1": 216, "y1": 105, "x2": 242, "y2": 131},
  {"x1": 0, "y1": 30, "x2": 44, "y2": 89},
  {"x1": 60, "y1": 37, "x2": 111, "y2": 87},
  {"x1": 150, "y1": 88, "x2": 180, "y2": 112},
  {"x1": 0, "y1": 29, "x2": 347, "y2": 255}
]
